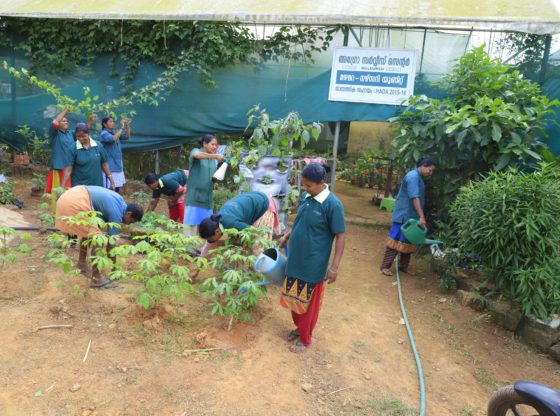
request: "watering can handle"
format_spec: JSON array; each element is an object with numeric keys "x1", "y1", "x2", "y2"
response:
[{"x1": 254, "y1": 256, "x2": 265, "y2": 273}]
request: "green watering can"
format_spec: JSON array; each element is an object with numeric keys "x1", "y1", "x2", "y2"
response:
[{"x1": 401, "y1": 219, "x2": 443, "y2": 245}]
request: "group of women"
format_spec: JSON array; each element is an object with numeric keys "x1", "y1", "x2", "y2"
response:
[
  {"x1": 47, "y1": 109, "x2": 347, "y2": 354},
  {"x1": 46, "y1": 108, "x2": 130, "y2": 194},
  {"x1": 143, "y1": 134, "x2": 225, "y2": 233}
]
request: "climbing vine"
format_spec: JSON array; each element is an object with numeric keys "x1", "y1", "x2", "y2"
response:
[
  {"x1": 0, "y1": 18, "x2": 339, "y2": 86},
  {"x1": 3, "y1": 48, "x2": 198, "y2": 119}
]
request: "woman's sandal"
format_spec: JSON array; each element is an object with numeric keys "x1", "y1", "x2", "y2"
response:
[
  {"x1": 286, "y1": 330, "x2": 300, "y2": 342},
  {"x1": 90, "y1": 278, "x2": 118, "y2": 289},
  {"x1": 289, "y1": 340, "x2": 307, "y2": 354},
  {"x1": 381, "y1": 268, "x2": 393, "y2": 276}
]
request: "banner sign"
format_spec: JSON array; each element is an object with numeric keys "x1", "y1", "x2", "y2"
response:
[{"x1": 328, "y1": 47, "x2": 417, "y2": 105}]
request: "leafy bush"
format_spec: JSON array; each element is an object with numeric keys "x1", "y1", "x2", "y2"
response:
[
  {"x1": 16, "y1": 125, "x2": 51, "y2": 166},
  {"x1": 45, "y1": 209, "x2": 273, "y2": 321},
  {"x1": 0, "y1": 227, "x2": 32, "y2": 269},
  {"x1": 449, "y1": 165, "x2": 560, "y2": 319},
  {"x1": 0, "y1": 180, "x2": 15, "y2": 204},
  {"x1": 199, "y1": 226, "x2": 274, "y2": 322},
  {"x1": 391, "y1": 46, "x2": 559, "y2": 220},
  {"x1": 46, "y1": 211, "x2": 202, "y2": 307}
]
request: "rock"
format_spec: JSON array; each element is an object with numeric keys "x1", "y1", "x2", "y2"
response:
[
  {"x1": 69, "y1": 383, "x2": 81, "y2": 393},
  {"x1": 81, "y1": 406, "x2": 97, "y2": 416},
  {"x1": 517, "y1": 315, "x2": 560, "y2": 352},
  {"x1": 456, "y1": 290, "x2": 486, "y2": 311},
  {"x1": 438, "y1": 297, "x2": 447, "y2": 303},
  {"x1": 487, "y1": 299, "x2": 523, "y2": 332},
  {"x1": 549, "y1": 316, "x2": 560, "y2": 330},
  {"x1": 142, "y1": 316, "x2": 163, "y2": 331},
  {"x1": 301, "y1": 383, "x2": 313, "y2": 393},
  {"x1": 548, "y1": 343, "x2": 560, "y2": 362}
]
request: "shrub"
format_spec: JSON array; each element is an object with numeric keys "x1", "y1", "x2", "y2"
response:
[
  {"x1": 449, "y1": 165, "x2": 560, "y2": 319},
  {"x1": 391, "y1": 46, "x2": 559, "y2": 221}
]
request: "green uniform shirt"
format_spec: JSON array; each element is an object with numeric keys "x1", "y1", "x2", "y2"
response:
[
  {"x1": 286, "y1": 188, "x2": 346, "y2": 284},
  {"x1": 68, "y1": 139, "x2": 108, "y2": 187},
  {"x1": 186, "y1": 148, "x2": 217, "y2": 209},
  {"x1": 152, "y1": 169, "x2": 187, "y2": 199},
  {"x1": 49, "y1": 123, "x2": 75, "y2": 170},
  {"x1": 219, "y1": 191, "x2": 269, "y2": 230}
]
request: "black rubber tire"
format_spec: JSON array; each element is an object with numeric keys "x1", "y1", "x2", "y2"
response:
[{"x1": 487, "y1": 385, "x2": 554, "y2": 416}]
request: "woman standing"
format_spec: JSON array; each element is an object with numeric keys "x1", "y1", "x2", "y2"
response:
[
  {"x1": 99, "y1": 117, "x2": 130, "y2": 193},
  {"x1": 380, "y1": 157, "x2": 437, "y2": 276},
  {"x1": 279, "y1": 163, "x2": 346, "y2": 353},
  {"x1": 60, "y1": 123, "x2": 114, "y2": 190},
  {"x1": 183, "y1": 134, "x2": 224, "y2": 236},
  {"x1": 45, "y1": 107, "x2": 95, "y2": 194}
]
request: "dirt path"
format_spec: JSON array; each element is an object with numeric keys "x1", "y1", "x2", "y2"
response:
[{"x1": 0, "y1": 177, "x2": 559, "y2": 415}]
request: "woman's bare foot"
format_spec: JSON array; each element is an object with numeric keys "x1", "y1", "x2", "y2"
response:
[
  {"x1": 399, "y1": 268, "x2": 417, "y2": 276},
  {"x1": 381, "y1": 268, "x2": 393, "y2": 276}
]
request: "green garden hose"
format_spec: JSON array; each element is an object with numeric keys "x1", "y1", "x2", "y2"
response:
[{"x1": 395, "y1": 254, "x2": 426, "y2": 416}]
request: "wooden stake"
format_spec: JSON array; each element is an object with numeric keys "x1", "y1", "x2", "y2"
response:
[
  {"x1": 36, "y1": 324, "x2": 73, "y2": 331},
  {"x1": 326, "y1": 386, "x2": 353, "y2": 396},
  {"x1": 183, "y1": 347, "x2": 227, "y2": 354},
  {"x1": 83, "y1": 340, "x2": 92, "y2": 363}
]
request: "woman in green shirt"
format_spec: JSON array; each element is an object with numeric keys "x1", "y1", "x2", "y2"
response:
[
  {"x1": 279, "y1": 163, "x2": 346, "y2": 353},
  {"x1": 183, "y1": 134, "x2": 225, "y2": 236},
  {"x1": 190, "y1": 191, "x2": 281, "y2": 278},
  {"x1": 60, "y1": 123, "x2": 115, "y2": 190}
]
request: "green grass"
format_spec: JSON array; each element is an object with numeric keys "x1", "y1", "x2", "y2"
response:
[
  {"x1": 459, "y1": 406, "x2": 479, "y2": 416},
  {"x1": 352, "y1": 398, "x2": 418, "y2": 416}
]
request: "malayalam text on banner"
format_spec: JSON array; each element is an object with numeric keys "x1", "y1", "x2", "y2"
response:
[{"x1": 328, "y1": 48, "x2": 417, "y2": 105}]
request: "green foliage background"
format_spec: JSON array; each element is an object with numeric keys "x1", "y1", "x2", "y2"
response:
[
  {"x1": 449, "y1": 165, "x2": 560, "y2": 319},
  {"x1": 390, "y1": 46, "x2": 559, "y2": 221}
]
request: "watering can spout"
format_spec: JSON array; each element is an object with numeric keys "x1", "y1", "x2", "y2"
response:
[{"x1": 401, "y1": 219, "x2": 443, "y2": 246}]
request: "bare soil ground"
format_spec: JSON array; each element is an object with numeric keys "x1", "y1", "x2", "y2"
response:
[{"x1": 0, "y1": 177, "x2": 559, "y2": 416}]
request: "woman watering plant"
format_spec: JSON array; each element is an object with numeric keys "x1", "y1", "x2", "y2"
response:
[
  {"x1": 99, "y1": 116, "x2": 130, "y2": 194},
  {"x1": 279, "y1": 163, "x2": 346, "y2": 354},
  {"x1": 183, "y1": 134, "x2": 225, "y2": 236},
  {"x1": 380, "y1": 156, "x2": 438, "y2": 276}
]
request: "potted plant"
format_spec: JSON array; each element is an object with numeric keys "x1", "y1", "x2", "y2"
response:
[
  {"x1": 30, "y1": 173, "x2": 45, "y2": 197},
  {"x1": 260, "y1": 174, "x2": 273, "y2": 185}
]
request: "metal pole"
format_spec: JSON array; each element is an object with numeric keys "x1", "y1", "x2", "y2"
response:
[
  {"x1": 331, "y1": 122, "x2": 340, "y2": 190},
  {"x1": 10, "y1": 47, "x2": 16, "y2": 124},
  {"x1": 419, "y1": 29, "x2": 427, "y2": 73},
  {"x1": 539, "y1": 35, "x2": 552, "y2": 86},
  {"x1": 155, "y1": 150, "x2": 160, "y2": 174},
  {"x1": 330, "y1": 27, "x2": 350, "y2": 191}
]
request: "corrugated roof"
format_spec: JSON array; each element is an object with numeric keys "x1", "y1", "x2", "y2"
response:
[{"x1": 1, "y1": 0, "x2": 560, "y2": 34}]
